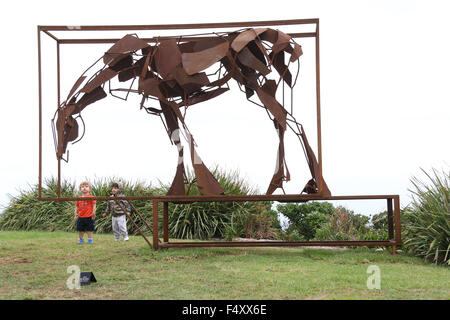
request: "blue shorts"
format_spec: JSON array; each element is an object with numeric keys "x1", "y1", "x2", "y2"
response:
[{"x1": 76, "y1": 217, "x2": 95, "y2": 232}]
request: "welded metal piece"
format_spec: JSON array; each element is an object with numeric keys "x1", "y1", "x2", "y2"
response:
[{"x1": 53, "y1": 25, "x2": 330, "y2": 197}]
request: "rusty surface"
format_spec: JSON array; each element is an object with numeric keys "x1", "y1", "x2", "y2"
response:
[
  {"x1": 38, "y1": 20, "x2": 402, "y2": 252},
  {"x1": 51, "y1": 24, "x2": 331, "y2": 198}
]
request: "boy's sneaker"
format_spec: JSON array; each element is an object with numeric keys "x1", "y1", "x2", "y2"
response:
[
  {"x1": 78, "y1": 238, "x2": 84, "y2": 244},
  {"x1": 124, "y1": 236, "x2": 129, "y2": 241},
  {"x1": 87, "y1": 238, "x2": 93, "y2": 244}
]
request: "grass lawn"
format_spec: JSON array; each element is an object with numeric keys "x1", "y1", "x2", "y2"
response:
[{"x1": 0, "y1": 231, "x2": 448, "y2": 300}]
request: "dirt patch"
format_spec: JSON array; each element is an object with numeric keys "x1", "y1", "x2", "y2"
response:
[{"x1": 0, "y1": 256, "x2": 33, "y2": 266}]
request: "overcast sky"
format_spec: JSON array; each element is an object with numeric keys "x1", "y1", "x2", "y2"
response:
[{"x1": 0, "y1": 0, "x2": 448, "y2": 217}]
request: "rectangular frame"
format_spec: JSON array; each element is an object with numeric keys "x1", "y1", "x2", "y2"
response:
[
  {"x1": 37, "y1": 18, "x2": 324, "y2": 201},
  {"x1": 37, "y1": 19, "x2": 402, "y2": 252},
  {"x1": 152, "y1": 195, "x2": 402, "y2": 252}
]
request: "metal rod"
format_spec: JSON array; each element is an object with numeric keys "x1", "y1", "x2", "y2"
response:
[
  {"x1": 38, "y1": 194, "x2": 401, "y2": 202},
  {"x1": 57, "y1": 42, "x2": 61, "y2": 198},
  {"x1": 394, "y1": 195, "x2": 402, "y2": 245},
  {"x1": 37, "y1": 26, "x2": 43, "y2": 199},
  {"x1": 40, "y1": 19, "x2": 319, "y2": 31},
  {"x1": 387, "y1": 198, "x2": 394, "y2": 240},
  {"x1": 43, "y1": 30, "x2": 59, "y2": 41},
  {"x1": 152, "y1": 200, "x2": 159, "y2": 250},
  {"x1": 58, "y1": 32, "x2": 317, "y2": 44},
  {"x1": 114, "y1": 200, "x2": 152, "y2": 248},
  {"x1": 163, "y1": 202, "x2": 169, "y2": 243},
  {"x1": 315, "y1": 21, "x2": 324, "y2": 194},
  {"x1": 128, "y1": 201, "x2": 154, "y2": 236},
  {"x1": 160, "y1": 240, "x2": 396, "y2": 248}
]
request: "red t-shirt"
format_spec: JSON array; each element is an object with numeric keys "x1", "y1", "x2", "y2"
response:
[{"x1": 76, "y1": 195, "x2": 96, "y2": 218}]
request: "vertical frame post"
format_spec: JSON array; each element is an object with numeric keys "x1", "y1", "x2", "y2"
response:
[
  {"x1": 37, "y1": 26, "x2": 43, "y2": 199},
  {"x1": 315, "y1": 21, "x2": 324, "y2": 194},
  {"x1": 387, "y1": 198, "x2": 394, "y2": 240},
  {"x1": 152, "y1": 200, "x2": 159, "y2": 250},
  {"x1": 163, "y1": 202, "x2": 169, "y2": 243},
  {"x1": 394, "y1": 195, "x2": 402, "y2": 245},
  {"x1": 56, "y1": 41, "x2": 61, "y2": 197}
]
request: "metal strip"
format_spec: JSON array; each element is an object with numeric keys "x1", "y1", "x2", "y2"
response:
[
  {"x1": 58, "y1": 33, "x2": 317, "y2": 45},
  {"x1": 160, "y1": 240, "x2": 396, "y2": 248},
  {"x1": 39, "y1": 194, "x2": 401, "y2": 202},
  {"x1": 40, "y1": 19, "x2": 319, "y2": 31}
]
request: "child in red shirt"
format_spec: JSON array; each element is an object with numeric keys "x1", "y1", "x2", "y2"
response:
[{"x1": 74, "y1": 181, "x2": 96, "y2": 244}]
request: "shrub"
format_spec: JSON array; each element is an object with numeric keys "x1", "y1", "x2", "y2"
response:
[
  {"x1": 315, "y1": 206, "x2": 387, "y2": 241},
  {"x1": 277, "y1": 202, "x2": 333, "y2": 240},
  {"x1": 164, "y1": 167, "x2": 279, "y2": 240},
  {"x1": 402, "y1": 168, "x2": 449, "y2": 265},
  {"x1": 0, "y1": 177, "x2": 162, "y2": 235}
]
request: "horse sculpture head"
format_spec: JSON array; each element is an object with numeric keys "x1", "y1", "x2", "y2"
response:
[{"x1": 53, "y1": 27, "x2": 330, "y2": 197}]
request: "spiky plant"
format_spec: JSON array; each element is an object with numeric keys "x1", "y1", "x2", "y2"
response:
[{"x1": 403, "y1": 168, "x2": 449, "y2": 265}]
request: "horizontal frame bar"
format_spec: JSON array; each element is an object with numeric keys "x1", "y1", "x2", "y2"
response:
[
  {"x1": 39, "y1": 194, "x2": 399, "y2": 202},
  {"x1": 39, "y1": 19, "x2": 319, "y2": 32},
  {"x1": 58, "y1": 32, "x2": 317, "y2": 44},
  {"x1": 159, "y1": 240, "x2": 396, "y2": 248}
]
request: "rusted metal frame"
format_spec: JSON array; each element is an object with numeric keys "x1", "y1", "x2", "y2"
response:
[
  {"x1": 387, "y1": 198, "x2": 394, "y2": 240},
  {"x1": 39, "y1": 194, "x2": 400, "y2": 202},
  {"x1": 108, "y1": 77, "x2": 136, "y2": 101},
  {"x1": 160, "y1": 240, "x2": 396, "y2": 248},
  {"x1": 159, "y1": 195, "x2": 399, "y2": 251},
  {"x1": 163, "y1": 202, "x2": 169, "y2": 243},
  {"x1": 57, "y1": 34, "x2": 316, "y2": 44},
  {"x1": 153, "y1": 200, "x2": 159, "y2": 250},
  {"x1": 42, "y1": 29, "x2": 59, "y2": 41},
  {"x1": 40, "y1": 19, "x2": 319, "y2": 32},
  {"x1": 315, "y1": 21, "x2": 324, "y2": 195},
  {"x1": 57, "y1": 41, "x2": 62, "y2": 197},
  {"x1": 127, "y1": 201, "x2": 155, "y2": 238},
  {"x1": 114, "y1": 199, "x2": 152, "y2": 248},
  {"x1": 39, "y1": 21, "x2": 320, "y2": 200},
  {"x1": 393, "y1": 195, "x2": 402, "y2": 246},
  {"x1": 38, "y1": 27, "x2": 43, "y2": 198}
]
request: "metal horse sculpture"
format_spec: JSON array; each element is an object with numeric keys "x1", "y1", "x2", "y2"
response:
[{"x1": 53, "y1": 27, "x2": 331, "y2": 197}]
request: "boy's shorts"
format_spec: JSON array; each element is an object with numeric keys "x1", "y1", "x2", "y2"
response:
[{"x1": 76, "y1": 217, "x2": 95, "y2": 232}]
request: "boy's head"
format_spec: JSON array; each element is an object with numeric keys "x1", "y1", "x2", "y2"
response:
[
  {"x1": 79, "y1": 181, "x2": 92, "y2": 194},
  {"x1": 111, "y1": 182, "x2": 120, "y2": 195}
]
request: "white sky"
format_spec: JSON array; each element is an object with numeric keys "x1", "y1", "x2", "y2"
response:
[{"x1": 0, "y1": 0, "x2": 449, "y2": 217}]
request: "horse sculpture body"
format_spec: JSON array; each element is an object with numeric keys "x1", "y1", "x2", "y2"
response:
[{"x1": 54, "y1": 27, "x2": 331, "y2": 196}]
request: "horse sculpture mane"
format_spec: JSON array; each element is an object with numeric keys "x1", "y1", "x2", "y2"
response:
[{"x1": 53, "y1": 27, "x2": 331, "y2": 196}]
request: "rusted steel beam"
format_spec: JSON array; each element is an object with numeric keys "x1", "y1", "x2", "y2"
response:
[
  {"x1": 152, "y1": 200, "x2": 159, "y2": 250},
  {"x1": 114, "y1": 200, "x2": 152, "y2": 248},
  {"x1": 163, "y1": 202, "x2": 169, "y2": 243},
  {"x1": 160, "y1": 240, "x2": 396, "y2": 248},
  {"x1": 37, "y1": 27, "x2": 43, "y2": 199},
  {"x1": 128, "y1": 201, "x2": 154, "y2": 237},
  {"x1": 39, "y1": 19, "x2": 319, "y2": 32},
  {"x1": 58, "y1": 33, "x2": 317, "y2": 45},
  {"x1": 387, "y1": 198, "x2": 394, "y2": 240},
  {"x1": 394, "y1": 195, "x2": 402, "y2": 245},
  {"x1": 39, "y1": 194, "x2": 400, "y2": 202}
]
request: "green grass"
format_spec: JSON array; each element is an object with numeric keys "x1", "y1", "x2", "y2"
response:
[{"x1": 0, "y1": 231, "x2": 448, "y2": 300}]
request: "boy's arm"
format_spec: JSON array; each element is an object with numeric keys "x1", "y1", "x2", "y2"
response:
[
  {"x1": 92, "y1": 203, "x2": 97, "y2": 220},
  {"x1": 74, "y1": 206, "x2": 78, "y2": 220}
]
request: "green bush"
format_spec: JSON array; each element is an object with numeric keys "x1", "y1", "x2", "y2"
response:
[
  {"x1": 163, "y1": 168, "x2": 279, "y2": 240},
  {"x1": 277, "y1": 202, "x2": 333, "y2": 240},
  {"x1": 0, "y1": 177, "x2": 162, "y2": 235},
  {"x1": 402, "y1": 168, "x2": 449, "y2": 265},
  {"x1": 314, "y1": 206, "x2": 387, "y2": 241}
]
